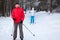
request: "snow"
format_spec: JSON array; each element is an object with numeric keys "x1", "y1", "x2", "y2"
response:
[{"x1": 0, "y1": 11, "x2": 60, "y2": 40}]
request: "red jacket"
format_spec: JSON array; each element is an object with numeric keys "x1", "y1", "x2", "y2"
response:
[{"x1": 11, "y1": 7, "x2": 25, "y2": 23}]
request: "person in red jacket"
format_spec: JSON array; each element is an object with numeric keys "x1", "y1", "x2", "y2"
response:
[{"x1": 11, "y1": 3, "x2": 25, "y2": 40}]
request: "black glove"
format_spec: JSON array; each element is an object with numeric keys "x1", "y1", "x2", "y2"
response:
[
  {"x1": 20, "y1": 20, "x2": 23, "y2": 23},
  {"x1": 13, "y1": 18, "x2": 16, "y2": 20}
]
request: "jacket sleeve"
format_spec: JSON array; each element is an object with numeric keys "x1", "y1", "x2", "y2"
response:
[
  {"x1": 21, "y1": 10, "x2": 25, "y2": 21},
  {"x1": 11, "y1": 9, "x2": 15, "y2": 19}
]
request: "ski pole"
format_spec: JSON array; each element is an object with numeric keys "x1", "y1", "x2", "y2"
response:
[{"x1": 23, "y1": 24, "x2": 35, "y2": 36}]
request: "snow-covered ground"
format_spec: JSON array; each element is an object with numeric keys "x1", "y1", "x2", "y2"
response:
[{"x1": 0, "y1": 11, "x2": 60, "y2": 40}]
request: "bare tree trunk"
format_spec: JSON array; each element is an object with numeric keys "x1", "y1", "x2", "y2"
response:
[
  {"x1": 4, "y1": 0, "x2": 6, "y2": 16},
  {"x1": 50, "y1": 0, "x2": 53, "y2": 13},
  {"x1": 6, "y1": 0, "x2": 10, "y2": 16}
]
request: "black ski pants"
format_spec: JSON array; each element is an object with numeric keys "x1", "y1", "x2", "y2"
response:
[{"x1": 13, "y1": 22, "x2": 23, "y2": 40}]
